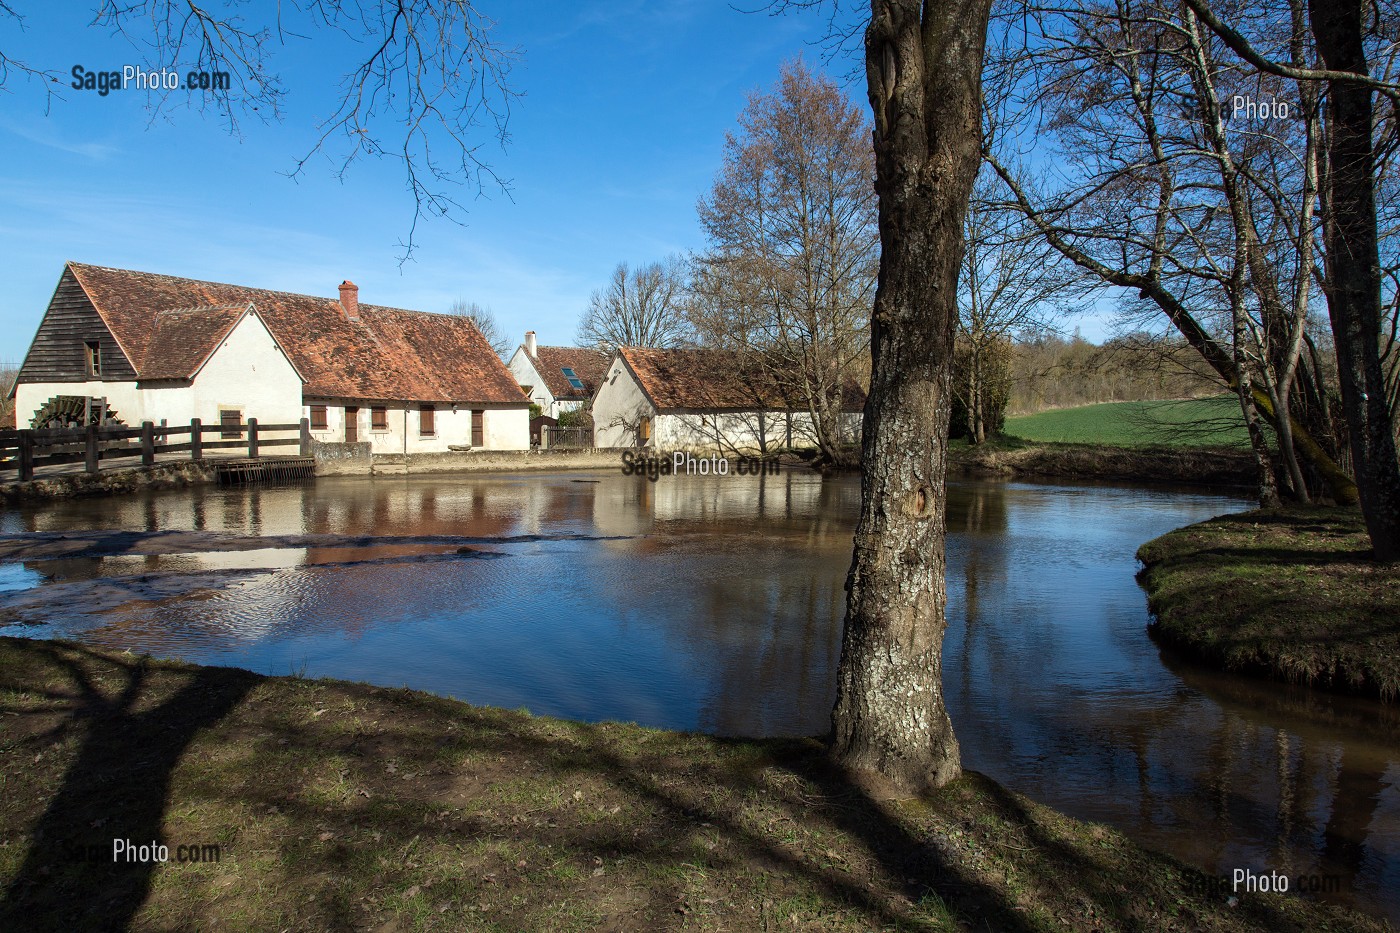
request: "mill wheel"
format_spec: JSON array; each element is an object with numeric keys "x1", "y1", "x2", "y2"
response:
[{"x1": 29, "y1": 396, "x2": 123, "y2": 429}]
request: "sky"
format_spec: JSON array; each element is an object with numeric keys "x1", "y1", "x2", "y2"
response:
[{"x1": 0, "y1": 1, "x2": 1110, "y2": 367}]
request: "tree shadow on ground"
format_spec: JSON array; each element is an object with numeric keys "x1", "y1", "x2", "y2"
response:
[
  {"x1": 0, "y1": 640, "x2": 256, "y2": 931},
  {"x1": 0, "y1": 639, "x2": 1382, "y2": 931}
]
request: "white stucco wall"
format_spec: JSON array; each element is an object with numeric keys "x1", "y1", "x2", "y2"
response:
[
  {"x1": 506, "y1": 349, "x2": 557, "y2": 417},
  {"x1": 305, "y1": 400, "x2": 529, "y2": 453},
  {"x1": 14, "y1": 380, "x2": 143, "y2": 429},
  {"x1": 591, "y1": 355, "x2": 861, "y2": 452},
  {"x1": 13, "y1": 311, "x2": 302, "y2": 434},
  {"x1": 178, "y1": 310, "x2": 303, "y2": 428},
  {"x1": 592, "y1": 357, "x2": 653, "y2": 448}
]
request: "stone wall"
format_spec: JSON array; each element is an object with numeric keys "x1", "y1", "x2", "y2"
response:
[
  {"x1": 395, "y1": 448, "x2": 619, "y2": 474},
  {"x1": 0, "y1": 460, "x2": 218, "y2": 503},
  {"x1": 312, "y1": 440, "x2": 373, "y2": 475}
]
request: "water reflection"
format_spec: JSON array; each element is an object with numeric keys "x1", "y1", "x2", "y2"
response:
[{"x1": 1, "y1": 472, "x2": 1396, "y2": 919}]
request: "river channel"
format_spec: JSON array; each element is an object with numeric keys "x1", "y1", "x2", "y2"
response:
[{"x1": 1, "y1": 471, "x2": 1396, "y2": 920}]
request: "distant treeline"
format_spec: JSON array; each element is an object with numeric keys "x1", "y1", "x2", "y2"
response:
[{"x1": 1007, "y1": 333, "x2": 1222, "y2": 415}]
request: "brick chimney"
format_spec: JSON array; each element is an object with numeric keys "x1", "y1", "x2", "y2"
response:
[
  {"x1": 339, "y1": 280, "x2": 360, "y2": 322},
  {"x1": 525, "y1": 330, "x2": 537, "y2": 356}
]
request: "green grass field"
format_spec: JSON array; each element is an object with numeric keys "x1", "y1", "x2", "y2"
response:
[{"x1": 1003, "y1": 396, "x2": 1251, "y2": 448}]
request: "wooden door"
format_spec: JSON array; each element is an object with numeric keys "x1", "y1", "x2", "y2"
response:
[
  {"x1": 471, "y1": 410, "x2": 484, "y2": 447},
  {"x1": 345, "y1": 406, "x2": 359, "y2": 443}
]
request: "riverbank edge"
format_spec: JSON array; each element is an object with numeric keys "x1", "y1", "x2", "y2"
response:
[
  {"x1": 0, "y1": 636, "x2": 1382, "y2": 933},
  {"x1": 948, "y1": 437, "x2": 1256, "y2": 487},
  {"x1": 1136, "y1": 507, "x2": 1400, "y2": 701},
  {"x1": 0, "y1": 459, "x2": 218, "y2": 504}
]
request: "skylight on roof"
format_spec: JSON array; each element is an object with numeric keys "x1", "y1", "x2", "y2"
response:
[{"x1": 562, "y1": 366, "x2": 586, "y2": 390}]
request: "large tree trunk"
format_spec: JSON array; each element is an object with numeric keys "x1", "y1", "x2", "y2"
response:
[
  {"x1": 831, "y1": 0, "x2": 993, "y2": 796},
  {"x1": 1310, "y1": 0, "x2": 1400, "y2": 561}
]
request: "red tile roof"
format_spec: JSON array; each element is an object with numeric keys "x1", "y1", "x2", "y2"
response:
[
  {"x1": 138, "y1": 305, "x2": 250, "y2": 380},
  {"x1": 618, "y1": 347, "x2": 866, "y2": 412},
  {"x1": 67, "y1": 263, "x2": 527, "y2": 404},
  {"x1": 529, "y1": 346, "x2": 610, "y2": 401}
]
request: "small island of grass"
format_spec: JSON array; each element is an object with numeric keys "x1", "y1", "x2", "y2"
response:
[{"x1": 1137, "y1": 507, "x2": 1400, "y2": 700}]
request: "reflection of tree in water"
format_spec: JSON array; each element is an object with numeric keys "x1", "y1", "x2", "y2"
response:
[
  {"x1": 580, "y1": 473, "x2": 856, "y2": 737},
  {"x1": 1320, "y1": 745, "x2": 1390, "y2": 886},
  {"x1": 946, "y1": 482, "x2": 1012, "y2": 755},
  {"x1": 692, "y1": 571, "x2": 845, "y2": 737}
]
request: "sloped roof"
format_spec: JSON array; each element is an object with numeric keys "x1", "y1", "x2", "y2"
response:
[
  {"x1": 66, "y1": 263, "x2": 527, "y2": 404},
  {"x1": 529, "y1": 346, "x2": 610, "y2": 401},
  {"x1": 618, "y1": 347, "x2": 866, "y2": 412},
  {"x1": 138, "y1": 305, "x2": 250, "y2": 381}
]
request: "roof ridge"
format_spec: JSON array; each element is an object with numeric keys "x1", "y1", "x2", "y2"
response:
[{"x1": 68, "y1": 261, "x2": 438, "y2": 319}]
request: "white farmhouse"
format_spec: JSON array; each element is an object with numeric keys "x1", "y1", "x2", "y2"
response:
[
  {"x1": 592, "y1": 347, "x2": 864, "y2": 452},
  {"x1": 506, "y1": 331, "x2": 610, "y2": 419},
  {"x1": 10, "y1": 262, "x2": 530, "y2": 453}
]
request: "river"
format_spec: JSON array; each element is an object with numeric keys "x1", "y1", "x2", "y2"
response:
[{"x1": 1, "y1": 470, "x2": 1396, "y2": 920}]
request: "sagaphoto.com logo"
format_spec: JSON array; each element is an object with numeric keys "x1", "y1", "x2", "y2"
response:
[{"x1": 70, "y1": 65, "x2": 230, "y2": 97}]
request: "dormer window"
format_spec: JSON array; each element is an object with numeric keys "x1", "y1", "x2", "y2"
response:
[{"x1": 85, "y1": 340, "x2": 102, "y2": 377}]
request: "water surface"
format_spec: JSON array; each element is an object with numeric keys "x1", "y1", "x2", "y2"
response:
[{"x1": 1, "y1": 471, "x2": 1395, "y2": 920}]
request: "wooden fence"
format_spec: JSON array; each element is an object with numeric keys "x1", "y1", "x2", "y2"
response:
[
  {"x1": 0, "y1": 418, "x2": 311, "y2": 482},
  {"x1": 540, "y1": 425, "x2": 594, "y2": 449}
]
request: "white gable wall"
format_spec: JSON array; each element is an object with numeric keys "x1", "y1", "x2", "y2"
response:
[
  {"x1": 14, "y1": 310, "x2": 301, "y2": 431},
  {"x1": 164, "y1": 309, "x2": 303, "y2": 428},
  {"x1": 507, "y1": 348, "x2": 558, "y2": 417},
  {"x1": 592, "y1": 357, "x2": 653, "y2": 448}
]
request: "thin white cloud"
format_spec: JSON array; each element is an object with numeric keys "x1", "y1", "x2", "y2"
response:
[{"x1": 0, "y1": 118, "x2": 119, "y2": 160}]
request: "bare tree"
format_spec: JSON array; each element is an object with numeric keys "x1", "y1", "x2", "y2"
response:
[
  {"x1": 980, "y1": 0, "x2": 1360, "y2": 507},
  {"x1": 692, "y1": 58, "x2": 876, "y2": 466},
  {"x1": 957, "y1": 173, "x2": 1077, "y2": 443},
  {"x1": 0, "y1": 363, "x2": 17, "y2": 429},
  {"x1": 1, "y1": 2, "x2": 517, "y2": 259},
  {"x1": 576, "y1": 257, "x2": 692, "y2": 355},
  {"x1": 449, "y1": 299, "x2": 510, "y2": 359},
  {"x1": 1306, "y1": 0, "x2": 1400, "y2": 558}
]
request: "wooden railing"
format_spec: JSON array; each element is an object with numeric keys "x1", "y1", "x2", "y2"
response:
[{"x1": 0, "y1": 418, "x2": 311, "y2": 482}]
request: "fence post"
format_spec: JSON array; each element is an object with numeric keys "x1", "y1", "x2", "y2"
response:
[
  {"x1": 18, "y1": 430, "x2": 34, "y2": 482},
  {"x1": 85, "y1": 424, "x2": 99, "y2": 474},
  {"x1": 248, "y1": 418, "x2": 259, "y2": 458},
  {"x1": 190, "y1": 418, "x2": 203, "y2": 461},
  {"x1": 141, "y1": 422, "x2": 155, "y2": 467},
  {"x1": 300, "y1": 417, "x2": 311, "y2": 456}
]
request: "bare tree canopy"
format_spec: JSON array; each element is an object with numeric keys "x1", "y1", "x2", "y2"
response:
[
  {"x1": 956, "y1": 172, "x2": 1078, "y2": 442},
  {"x1": 449, "y1": 298, "x2": 510, "y2": 359},
  {"x1": 576, "y1": 257, "x2": 692, "y2": 355},
  {"x1": 981, "y1": 0, "x2": 1400, "y2": 554},
  {"x1": 0, "y1": 1, "x2": 518, "y2": 258},
  {"x1": 693, "y1": 57, "x2": 875, "y2": 467}
]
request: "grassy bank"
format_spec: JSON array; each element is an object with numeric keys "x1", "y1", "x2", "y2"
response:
[
  {"x1": 1004, "y1": 396, "x2": 1250, "y2": 448},
  {"x1": 948, "y1": 435, "x2": 1255, "y2": 487},
  {"x1": 0, "y1": 638, "x2": 1383, "y2": 932},
  {"x1": 1138, "y1": 508, "x2": 1400, "y2": 700}
]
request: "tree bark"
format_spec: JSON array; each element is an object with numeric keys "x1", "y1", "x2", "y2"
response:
[
  {"x1": 831, "y1": 0, "x2": 992, "y2": 795},
  {"x1": 1310, "y1": 0, "x2": 1400, "y2": 561}
]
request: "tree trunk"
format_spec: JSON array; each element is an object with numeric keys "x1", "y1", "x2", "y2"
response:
[
  {"x1": 1310, "y1": 0, "x2": 1400, "y2": 560},
  {"x1": 831, "y1": 0, "x2": 992, "y2": 796}
]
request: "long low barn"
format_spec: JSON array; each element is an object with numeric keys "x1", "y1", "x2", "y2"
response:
[
  {"x1": 10, "y1": 262, "x2": 530, "y2": 453},
  {"x1": 592, "y1": 346, "x2": 863, "y2": 452}
]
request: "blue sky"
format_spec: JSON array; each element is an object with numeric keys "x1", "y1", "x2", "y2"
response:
[{"x1": 0, "y1": 1, "x2": 1109, "y2": 366}]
